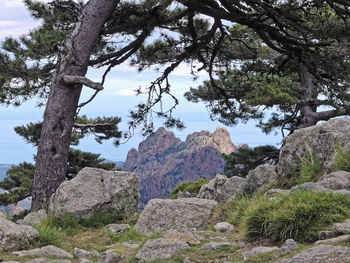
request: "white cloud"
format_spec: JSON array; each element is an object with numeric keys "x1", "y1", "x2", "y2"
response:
[
  {"x1": 114, "y1": 89, "x2": 137, "y2": 96},
  {"x1": 0, "y1": 20, "x2": 19, "y2": 28},
  {"x1": 0, "y1": 0, "x2": 25, "y2": 8}
]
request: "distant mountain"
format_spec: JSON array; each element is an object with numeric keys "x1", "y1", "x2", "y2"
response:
[{"x1": 123, "y1": 127, "x2": 238, "y2": 208}]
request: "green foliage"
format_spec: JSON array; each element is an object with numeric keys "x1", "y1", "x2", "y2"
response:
[
  {"x1": 224, "y1": 145, "x2": 279, "y2": 178},
  {"x1": 333, "y1": 146, "x2": 350, "y2": 172},
  {"x1": 35, "y1": 218, "x2": 66, "y2": 247},
  {"x1": 239, "y1": 191, "x2": 350, "y2": 242},
  {"x1": 300, "y1": 153, "x2": 324, "y2": 183},
  {"x1": 170, "y1": 178, "x2": 210, "y2": 199},
  {"x1": 0, "y1": 162, "x2": 34, "y2": 205}
]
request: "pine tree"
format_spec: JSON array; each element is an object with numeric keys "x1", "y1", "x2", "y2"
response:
[
  {"x1": 185, "y1": 24, "x2": 350, "y2": 136},
  {"x1": 224, "y1": 145, "x2": 279, "y2": 178},
  {"x1": 0, "y1": 119, "x2": 119, "y2": 206}
]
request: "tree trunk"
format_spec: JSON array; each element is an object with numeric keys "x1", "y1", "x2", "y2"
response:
[
  {"x1": 298, "y1": 63, "x2": 318, "y2": 129},
  {"x1": 32, "y1": 0, "x2": 120, "y2": 210}
]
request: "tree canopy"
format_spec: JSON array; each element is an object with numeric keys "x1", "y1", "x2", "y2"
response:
[{"x1": 2, "y1": 0, "x2": 350, "y2": 208}]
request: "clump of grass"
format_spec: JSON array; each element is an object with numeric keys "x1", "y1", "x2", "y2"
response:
[
  {"x1": 333, "y1": 146, "x2": 350, "y2": 172},
  {"x1": 170, "y1": 178, "x2": 210, "y2": 199},
  {"x1": 35, "y1": 218, "x2": 65, "y2": 247},
  {"x1": 239, "y1": 191, "x2": 350, "y2": 243},
  {"x1": 300, "y1": 152, "x2": 324, "y2": 183}
]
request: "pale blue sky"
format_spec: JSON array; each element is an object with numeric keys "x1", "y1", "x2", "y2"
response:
[{"x1": 0, "y1": 0, "x2": 282, "y2": 164}]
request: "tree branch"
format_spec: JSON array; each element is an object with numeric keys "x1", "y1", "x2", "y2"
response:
[{"x1": 62, "y1": 75, "x2": 104, "y2": 91}]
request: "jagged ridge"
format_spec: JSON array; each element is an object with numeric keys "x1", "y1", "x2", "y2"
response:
[{"x1": 123, "y1": 127, "x2": 236, "y2": 208}]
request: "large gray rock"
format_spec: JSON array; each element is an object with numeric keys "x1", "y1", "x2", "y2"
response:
[
  {"x1": 12, "y1": 245, "x2": 73, "y2": 258},
  {"x1": 0, "y1": 217, "x2": 39, "y2": 251},
  {"x1": 17, "y1": 209, "x2": 47, "y2": 227},
  {"x1": 331, "y1": 219, "x2": 350, "y2": 234},
  {"x1": 277, "y1": 118, "x2": 350, "y2": 178},
  {"x1": 197, "y1": 174, "x2": 246, "y2": 203},
  {"x1": 275, "y1": 245, "x2": 350, "y2": 263},
  {"x1": 244, "y1": 164, "x2": 277, "y2": 195},
  {"x1": 316, "y1": 171, "x2": 350, "y2": 190},
  {"x1": 49, "y1": 167, "x2": 139, "y2": 218},
  {"x1": 135, "y1": 238, "x2": 189, "y2": 262},
  {"x1": 134, "y1": 198, "x2": 219, "y2": 236}
]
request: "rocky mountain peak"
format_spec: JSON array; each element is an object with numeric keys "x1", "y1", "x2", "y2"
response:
[
  {"x1": 185, "y1": 126, "x2": 235, "y2": 155},
  {"x1": 123, "y1": 127, "x2": 237, "y2": 208}
]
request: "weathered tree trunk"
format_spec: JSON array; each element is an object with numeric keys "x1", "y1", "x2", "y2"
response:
[
  {"x1": 298, "y1": 63, "x2": 318, "y2": 129},
  {"x1": 32, "y1": 0, "x2": 120, "y2": 210}
]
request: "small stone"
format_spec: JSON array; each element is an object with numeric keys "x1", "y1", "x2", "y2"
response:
[
  {"x1": 79, "y1": 259, "x2": 92, "y2": 263},
  {"x1": 274, "y1": 239, "x2": 299, "y2": 258},
  {"x1": 214, "y1": 222, "x2": 234, "y2": 233},
  {"x1": 105, "y1": 224, "x2": 130, "y2": 235},
  {"x1": 200, "y1": 242, "x2": 231, "y2": 251},
  {"x1": 332, "y1": 219, "x2": 350, "y2": 234},
  {"x1": 98, "y1": 253, "x2": 122, "y2": 263},
  {"x1": 122, "y1": 241, "x2": 141, "y2": 249},
  {"x1": 315, "y1": 234, "x2": 350, "y2": 245},
  {"x1": 12, "y1": 245, "x2": 73, "y2": 258},
  {"x1": 318, "y1": 230, "x2": 336, "y2": 240},
  {"x1": 73, "y1": 247, "x2": 100, "y2": 259},
  {"x1": 135, "y1": 238, "x2": 189, "y2": 262},
  {"x1": 242, "y1": 246, "x2": 279, "y2": 261}
]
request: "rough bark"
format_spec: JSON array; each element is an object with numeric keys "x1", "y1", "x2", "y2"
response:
[
  {"x1": 298, "y1": 63, "x2": 318, "y2": 129},
  {"x1": 32, "y1": 0, "x2": 120, "y2": 210}
]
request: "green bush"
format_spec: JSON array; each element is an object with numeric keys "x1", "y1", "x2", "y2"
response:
[
  {"x1": 35, "y1": 219, "x2": 65, "y2": 247},
  {"x1": 239, "y1": 191, "x2": 350, "y2": 242},
  {"x1": 300, "y1": 153, "x2": 324, "y2": 183},
  {"x1": 170, "y1": 178, "x2": 210, "y2": 199},
  {"x1": 333, "y1": 146, "x2": 350, "y2": 172}
]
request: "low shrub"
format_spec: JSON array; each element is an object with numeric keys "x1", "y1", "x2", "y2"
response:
[
  {"x1": 239, "y1": 191, "x2": 350, "y2": 242},
  {"x1": 170, "y1": 178, "x2": 210, "y2": 199}
]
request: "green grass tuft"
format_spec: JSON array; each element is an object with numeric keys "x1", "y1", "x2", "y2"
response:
[
  {"x1": 170, "y1": 178, "x2": 210, "y2": 199},
  {"x1": 239, "y1": 191, "x2": 350, "y2": 242},
  {"x1": 333, "y1": 146, "x2": 350, "y2": 172},
  {"x1": 300, "y1": 153, "x2": 324, "y2": 183},
  {"x1": 35, "y1": 219, "x2": 65, "y2": 247}
]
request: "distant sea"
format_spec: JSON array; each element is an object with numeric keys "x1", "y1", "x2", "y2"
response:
[{"x1": 0, "y1": 164, "x2": 13, "y2": 181}]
